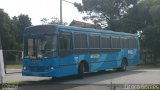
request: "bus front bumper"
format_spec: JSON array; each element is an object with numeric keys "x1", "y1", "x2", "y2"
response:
[{"x1": 22, "y1": 69, "x2": 63, "y2": 78}]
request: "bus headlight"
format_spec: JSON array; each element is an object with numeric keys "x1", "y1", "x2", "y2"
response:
[
  {"x1": 23, "y1": 66, "x2": 27, "y2": 70},
  {"x1": 50, "y1": 67, "x2": 54, "y2": 70}
]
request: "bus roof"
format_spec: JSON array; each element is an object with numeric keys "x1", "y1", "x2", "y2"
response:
[
  {"x1": 25, "y1": 24, "x2": 138, "y2": 37},
  {"x1": 57, "y1": 24, "x2": 138, "y2": 37}
]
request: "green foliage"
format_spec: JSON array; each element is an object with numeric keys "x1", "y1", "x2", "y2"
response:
[
  {"x1": 117, "y1": 0, "x2": 160, "y2": 59},
  {"x1": 110, "y1": 0, "x2": 153, "y2": 33},
  {"x1": 40, "y1": 17, "x2": 67, "y2": 25},
  {"x1": 109, "y1": 18, "x2": 139, "y2": 33},
  {"x1": 16, "y1": 14, "x2": 32, "y2": 45},
  {"x1": 74, "y1": 0, "x2": 138, "y2": 28},
  {"x1": 75, "y1": 0, "x2": 160, "y2": 59},
  {"x1": 0, "y1": 9, "x2": 32, "y2": 50},
  {"x1": 143, "y1": 25, "x2": 160, "y2": 58},
  {"x1": 0, "y1": 9, "x2": 15, "y2": 50},
  {"x1": 149, "y1": 5, "x2": 160, "y2": 25}
]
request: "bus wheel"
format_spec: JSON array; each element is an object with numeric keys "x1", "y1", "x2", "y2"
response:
[
  {"x1": 78, "y1": 62, "x2": 85, "y2": 79},
  {"x1": 116, "y1": 59, "x2": 127, "y2": 72},
  {"x1": 121, "y1": 60, "x2": 127, "y2": 71},
  {"x1": 51, "y1": 77, "x2": 59, "y2": 81}
]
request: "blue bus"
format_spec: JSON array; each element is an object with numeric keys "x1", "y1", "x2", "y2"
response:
[{"x1": 22, "y1": 24, "x2": 140, "y2": 78}]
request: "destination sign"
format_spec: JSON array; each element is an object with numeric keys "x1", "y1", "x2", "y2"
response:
[{"x1": 24, "y1": 25, "x2": 56, "y2": 35}]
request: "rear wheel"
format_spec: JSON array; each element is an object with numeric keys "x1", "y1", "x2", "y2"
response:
[
  {"x1": 121, "y1": 60, "x2": 127, "y2": 71},
  {"x1": 51, "y1": 77, "x2": 59, "y2": 81},
  {"x1": 116, "y1": 59, "x2": 127, "y2": 72},
  {"x1": 98, "y1": 70, "x2": 106, "y2": 73}
]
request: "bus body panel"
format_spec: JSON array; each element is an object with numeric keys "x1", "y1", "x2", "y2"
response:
[{"x1": 22, "y1": 49, "x2": 140, "y2": 77}]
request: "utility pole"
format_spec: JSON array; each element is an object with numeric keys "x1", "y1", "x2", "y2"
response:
[
  {"x1": 60, "y1": 0, "x2": 74, "y2": 25},
  {"x1": 60, "y1": 0, "x2": 62, "y2": 24}
]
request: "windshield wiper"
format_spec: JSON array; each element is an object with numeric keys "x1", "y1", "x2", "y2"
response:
[{"x1": 42, "y1": 50, "x2": 57, "y2": 58}]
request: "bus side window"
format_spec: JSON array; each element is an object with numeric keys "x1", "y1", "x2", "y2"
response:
[
  {"x1": 59, "y1": 31, "x2": 73, "y2": 57},
  {"x1": 59, "y1": 37, "x2": 71, "y2": 50},
  {"x1": 111, "y1": 36, "x2": 120, "y2": 49},
  {"x1": 74, "y1": 32, "x2": 81, "y2": 48},
  {"x1": 100, "y1": 35, "x2": 111, "y2": 53},
  {"x1": 88, "y1": 34, "x2": 100, "y2": 53},
  {"x1": 73, "y1": 32, "x2": 88, "y2": 54},
  {"x1": 135, "y1": 38, "x2": 138, "y2": 48},
  {"x1": 128, "y1": 38, "x2": 136, "y2": 48},
  {"x1": 121, "y1": 37, "x2": 129, "y2": 48}
]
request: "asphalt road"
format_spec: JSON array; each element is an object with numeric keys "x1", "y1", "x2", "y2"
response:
[{"x1": 2, "y1": 67, "x2": 160, "y2": 90}]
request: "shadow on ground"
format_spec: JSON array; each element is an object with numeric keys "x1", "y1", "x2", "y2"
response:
[
  {"x1": 14, "y1": 70, "x2": 147, "y2": 90},
  {"x1": 14, "y1": 70, "x2": 144, "y2": 84}
]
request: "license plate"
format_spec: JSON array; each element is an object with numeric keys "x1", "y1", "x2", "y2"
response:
[{"x1": 32, "y1": 72, "x2": 39, "y2": 76}]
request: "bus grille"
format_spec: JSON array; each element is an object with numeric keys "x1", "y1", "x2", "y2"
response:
[{"x1": 28, "y1": 66, "x2": 49, "y2": 72}]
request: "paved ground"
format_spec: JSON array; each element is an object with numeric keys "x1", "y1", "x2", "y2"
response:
[
  {"x1": 3, "y1": 68, "x2": 160, "y2": 84},
  {"x1": 3, "y1": 69, "x2": 50, "y2": 83},
  {"x1": 62, "y1": 69, "x2": 160, "y2": 84},
  {"x1": 1, "y1": 68, "x2": 160, "y2": 90}
]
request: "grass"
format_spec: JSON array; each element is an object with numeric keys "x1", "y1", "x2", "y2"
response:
[
  {"x1": 127, "y1": 63, "x2": 160, "y2": 71},
  {"x1": 6, "y1": 64, "x2": 22, "y2": 69}
]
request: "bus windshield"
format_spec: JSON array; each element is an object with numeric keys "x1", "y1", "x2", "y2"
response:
[{"x1": 24, "y1": 35, "x2": 57, "y2": 59}]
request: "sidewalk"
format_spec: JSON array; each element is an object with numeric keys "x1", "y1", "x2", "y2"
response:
[
  {"x1": 3, "y1": 69, "x2": 50, "y2": 83},
  {"x1": 6, "y1": 69, "x2": 21, "y2": 74}
]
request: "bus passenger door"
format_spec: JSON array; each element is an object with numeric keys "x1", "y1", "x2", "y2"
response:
[{"x1": 58, "y1": 31, "x2": 76, "y2": 75}]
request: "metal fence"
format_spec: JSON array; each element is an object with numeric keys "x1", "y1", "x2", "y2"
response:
[
  {"x1": 141, "y1": 51, "x2": 160, "y2": 64},
  {"x1": 2, "y1": 50, "x2": 23, "y2": 65}
]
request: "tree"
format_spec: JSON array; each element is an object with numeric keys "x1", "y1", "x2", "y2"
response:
[
  {"x1": 40, "y1": 18, "x2": 48, "y2": 24},
  {"x1": 117, "y1": 0, "x2": 160, "y2": 62},
  {"x1": 0, "y1": 9, "x2": 32, "y2": 50},
  {"x1": 149, "y1": 5, "x2": 160, "y2": 25},
  {"x1": 40, "y1": 17, "x2": 67, "y2": 25},
  {"x1": 0, "y1": 9, "x2": 15, "y2": 50},
  {"x1": 75, "y1": 0, "x2": 160, "y2": 62},
  {"x1": 16, "y1": 14, "x2": 32, "y2": 45},
  {"x1": 74, "y1": 0, "x2": 138, "y2": 28},
  {"x1": 143, "y1": 25, "x2": 160, "y2": 61},
  {"x1": 110, "y1": 1, "x2": 153, "y2": 33}
]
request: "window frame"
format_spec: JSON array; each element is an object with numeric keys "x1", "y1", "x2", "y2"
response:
[
  {"x1": 73, "y1": 32, "x2": 88, "y2": 49},
  {"x1": 100, "y1": 35, "x2": 111, "y2": 49},
  {"x1": 58, "y1": 30, "x2": 73, "y2": 57},
  {"x1": 111, "y1": 36, "x2": 120, "y2": 49}
]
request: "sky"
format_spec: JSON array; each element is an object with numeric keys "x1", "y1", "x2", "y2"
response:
[{"x1": 0, "y1": 0, "x2": 89, "y2": 25}]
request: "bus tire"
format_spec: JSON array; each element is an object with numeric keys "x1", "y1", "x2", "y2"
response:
[
  {"x1": 78, "y1": 62, "x2": 85, "y2": 79},
  {"x1": 51, "y1": 77, "x2": 59, "y2": 81},
  {"x1": 116, "y1": 59, "x2": 127, "y2": 72},
  {"x1": 121, "y1": 59, "x2": 127, "y2": 71},
  {"x1": 98, "y1": 70, "x2": 106, "y2": 73}
]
